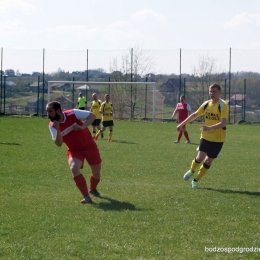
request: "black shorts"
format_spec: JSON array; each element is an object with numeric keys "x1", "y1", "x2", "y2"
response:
[
  {"x1": 102, "y1": 120, "x2": 114, "y2": 127},
  {"x1": 199, "y1": 138, "x2": 223, "y2": 159},
  {"x1": 78, "y1": 107, "x2": 85, "y2": 110},
  {"x1": 91, "y1": 119, "x2": 101, "y2": 127}
]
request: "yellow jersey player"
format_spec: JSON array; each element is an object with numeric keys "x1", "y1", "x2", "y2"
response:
[
  {"x1": 94, "y1": 94, "x2": 114, "y2": 142},
  {"x1": 177, "y1": 84, "x2": 228, "y2": 189},
  {"x1": 90, "y1": 93, "x2": 103, "y2": 138}
]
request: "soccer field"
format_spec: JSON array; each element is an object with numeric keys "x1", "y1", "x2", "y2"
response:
[{"x1": 0, "y1": 118, "x2": 259, "y2": 260}]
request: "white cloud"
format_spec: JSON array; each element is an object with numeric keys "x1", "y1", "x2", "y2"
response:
[
  {"x1": 131, "y1": 9, "x2": 166, "y2": 23},
  {"x1": 0, "y1": 19, "x2": 28, "y2": 35},
  {"x1": 0, "y1": 0, "x2": 37, "y2": 14},
  {"x1": 107, "y1": 20, "x2": 131, "y2": 30},
  {"x1": 0, "y1": 19, "x2": 40, "y2": 39},
  {"x1": 224, "y1": 12, "x2": 260, "y2": 29}
]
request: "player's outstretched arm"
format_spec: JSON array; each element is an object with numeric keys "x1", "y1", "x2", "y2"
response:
[
  {"x1": 80, "y1": 113, "x2": 96, "y2": 129},
  {"x1": 200, "y1": 118, "x2": 227, "y2": 131},
  {"x1": 171, "y1": 109, "x2": 177, "y2": 119}
]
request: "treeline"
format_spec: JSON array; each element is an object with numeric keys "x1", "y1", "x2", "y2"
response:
[{"x1": 2, "y1": 69, "x2": 260, "y2": 108}]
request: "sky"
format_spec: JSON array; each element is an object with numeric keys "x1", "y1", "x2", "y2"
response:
[{"x1": 0, "y1": 0, "x2": 260, "y2": 75}]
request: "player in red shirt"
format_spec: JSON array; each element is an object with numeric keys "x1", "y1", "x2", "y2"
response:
[
  {"x1": 171, "y1": 96, "x2": 191, "y2": 143},
  {"x1": 46, "y1": 101, "x2": 102, "y2": 204}
]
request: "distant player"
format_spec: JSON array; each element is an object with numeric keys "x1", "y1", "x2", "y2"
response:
[
  {"x1": 46, "y1": 101, "x2": 102, "y2": 203},
  {"x1": 171, "y1": 95, "x2": 191, "y2": 143},
  {"x1": 77, "y1": 93, "x2": 87, "y2": 110},
  {"x1": 178, "y1": 84, "x2": 228, "y2": 189},
  {"x1": 95, "y1": 94, "x2": 114, "y2": 142},
  {"x1": 90, "y1": 93, "x2": 103, "y2": 138}
]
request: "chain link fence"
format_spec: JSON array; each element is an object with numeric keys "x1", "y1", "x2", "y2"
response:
[{"x1": 0, "y1": 48, "x2": 259, "y2": 123}]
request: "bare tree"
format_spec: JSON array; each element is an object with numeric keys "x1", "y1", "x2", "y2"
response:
[
  {"x1": 109, "y1": 46, "x2": 154, "y2": 119},
  {"x1": 190, "y1": 55, "x2": 225, "y2": 107}
]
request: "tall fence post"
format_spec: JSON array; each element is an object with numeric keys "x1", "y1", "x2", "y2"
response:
[
  {"x1": 3, "y1": 75, "x2": 7, "y2": 114},
  {"x1": 234, "y1": 95, "x2": 236, "y2": 124},
  {"x1": 37, "y1": 76, "x2": 40, "y2": 115},
  {"x1": 42, "y1": 48, "x2": 45, "y2": 116},
  {"x1": 108, "y1": 76, "x2": 111, "y2": 94},
  {"x1": 86, "y1": 49, "x2": 88, "y2": 102},
  {"x1": 224, "y1": 79, "x2": 227, "y2": 101},
  {"x1": 183, "y1": 78, "x2": 186, "y2": 97},
  {"x1": 228, "y1": 47, "x2": 231, "y2": 123},
  {"x1": 144, "y1": 76, "x2": 148, "y2": 119},
  {"x1": 130, "y1": 48, "x2": 133, "y2": 120},
  {"x1": 179, "y1": 48, "x2": 182, "y2": 100},
  {"x1": 243, "y1": 79, "x2": 246, "y2": 121}
]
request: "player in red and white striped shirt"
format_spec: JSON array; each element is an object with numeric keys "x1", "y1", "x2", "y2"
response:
[
  {"x1": 46, "y1": 101, "x2": 102, "y2": 204},
  {"x1": 171, "y1": 96, "x2": 191, "y2": 143}
]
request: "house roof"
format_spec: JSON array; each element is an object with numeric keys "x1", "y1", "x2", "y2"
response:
[
  {"x1": 51, "y1": 83, "x2": 71, "y2": 89},
  {"x1": 76, "y1": 84, "x2": 98, "y2": 90},
  {"x1": 30, "y1": 82, "x2": 43, "y2": 87},
  {"x1": 230, "y1": 94, "x2": 250, "y2": 101}
]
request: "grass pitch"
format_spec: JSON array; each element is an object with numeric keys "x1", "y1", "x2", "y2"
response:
[{"x1": 0, "y1": 117, "x2": 259, "y2": 260}]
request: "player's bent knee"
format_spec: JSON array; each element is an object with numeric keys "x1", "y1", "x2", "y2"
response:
[{"x1": 204, "y1": 157, "x2": 214, "y2": 165}]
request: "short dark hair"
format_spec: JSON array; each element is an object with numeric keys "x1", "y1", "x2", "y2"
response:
[
  {"x1": 47, "y1": 101, "x2": 61, "y2": 111},
  {"x1": 209, "y1": 84, "x2": 221, "y2": 91}
]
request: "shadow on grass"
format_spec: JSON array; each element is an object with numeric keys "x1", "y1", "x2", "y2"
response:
[
  {"x1": 187, "y1": 142, "x2": 199, "y2": 146},
  {"x1": 93, "y1": 196, "x2": 142, "y2": 211},
  {"x1": 100, "y1": 140, "x2": 137, "y2": 144},
  {"x1": 0, "y1": 142, "x2": 21, "y2": 145},
  {"x1": 202, "y1": 187, "x2": 260, "y2": 197}
]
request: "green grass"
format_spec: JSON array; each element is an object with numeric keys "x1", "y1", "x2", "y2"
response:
[{"x1": 0, "y1": 118, "x2": 260, "y2": 259}]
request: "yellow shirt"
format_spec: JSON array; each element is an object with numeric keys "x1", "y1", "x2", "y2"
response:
[
  {"x1": 100, "y1": 101, "x2": 113, "y2": 121},
  {"x1": 196, "y1": 99, "x2": 228, "y2": 142},
  {"x1": 90, "y1": 100, "x2": 102, "y2": 119}
]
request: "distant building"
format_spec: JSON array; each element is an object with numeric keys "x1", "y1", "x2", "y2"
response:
[
  {"x1": 72, "y1": 71, "x2": 86, "y2": 76},
  {"x1": 159, "y1": 78, "x2": 180, "y2": 92},
  {"x1": 51, "y1": 83, "x2": 71, "y2": 92},
  {"x1": 28, "y1": 82, "x2": 48, "y2": 93},
  {"x1": 32, "y1": 72, "x2": 41, "y2": 77},
  {"x1": 5, "y1": 69, "x2": 15, "y2": 77},
  {"x1": 76, "y1": 84, "x2": 99, "y2": 97},
  {"x1": 229, "y1": 94, "x2": 252, "y2": 108}
]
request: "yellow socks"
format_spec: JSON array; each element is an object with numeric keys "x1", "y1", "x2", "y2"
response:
[
  {"x1": 96, "y1": 130, "x2": 101, "y2": 137},
  {"x1": 191, "y1": 158, "x2": 201, "y2": 172},
  {"x1": 195, "y1": 163, "x2": 210, "y2": 181},
  {"x1": 108, "y1": 130, "x2": 112, "y2": 140}
]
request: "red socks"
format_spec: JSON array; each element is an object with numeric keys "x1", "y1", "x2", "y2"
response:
[
  {"x1": 73, "y1": 174, "x2": 100, "y2": 196},
  {"x1": 90, "y1": 175, "x2": 100, "y2": 190},
  {"x1": 177, "y1": 131, "x2": 183, "y2": 140},
  {"x1": 73, "y1": 174, "x2": 89, "y2": 196},
  {"x1": 184, "y1": 131, "x2": 189, "y2": 140}
]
